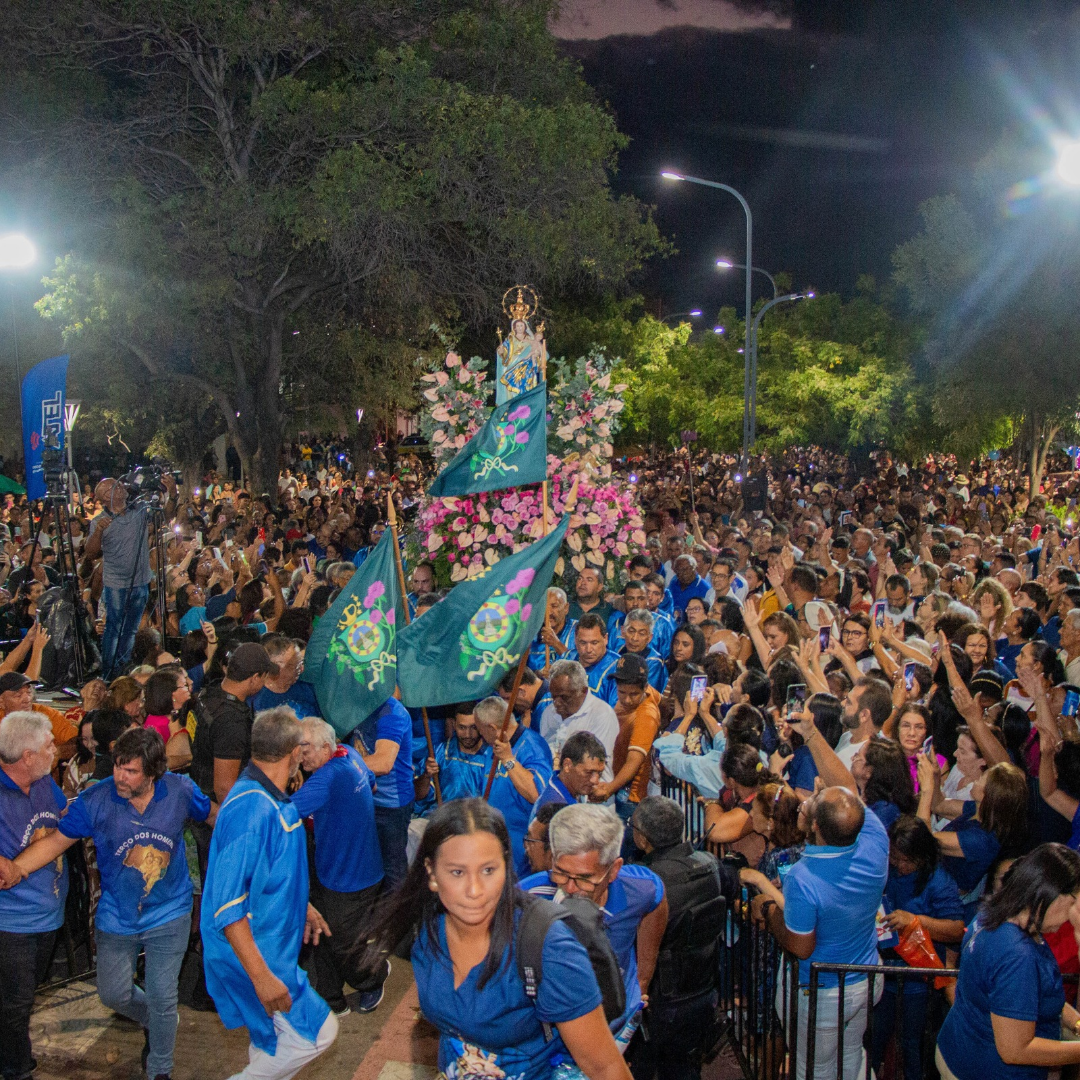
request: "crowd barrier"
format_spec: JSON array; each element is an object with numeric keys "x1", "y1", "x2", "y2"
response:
[{"x1": 658, "y1": 765, "x2": 963, "y2": 1079}]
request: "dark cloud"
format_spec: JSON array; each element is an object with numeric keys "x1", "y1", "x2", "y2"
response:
[{"x1": 552, "y1": 0, "x2": 789, "y2": 41}]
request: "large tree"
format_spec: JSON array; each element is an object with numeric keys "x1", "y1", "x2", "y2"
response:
[
  {"x1": 892, "y1": 135, "x2": 1080, "y2": 495},
  {"x1": 4, "y1": 0, "x2": 660, "y2": 494}
]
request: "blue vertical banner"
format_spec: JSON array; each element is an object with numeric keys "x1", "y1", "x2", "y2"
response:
[{"x1": 21, "y1": 354, "x2": 68, "y2": 501}]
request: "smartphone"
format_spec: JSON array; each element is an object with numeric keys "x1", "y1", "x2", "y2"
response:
[
  {"x1": 904, "y1": 661, "x2": 916, "y2": 691},
  {"x1": 993, "y1": 484, "x2": 1001, "y2": 496},
  {"x1": 302, "y1": 555, "x2": 312, "y2": 574},
  {"x1": 818, "y1": 625, "x2": 831, "y2": 651},
  {"x1": 785, "y1": 683, "x2": 807, "y2": 714},
  {"x1": 225, "y1": 539, "x2": 234, "y2": 549},
  {"x1": 195, "y1": 531, "x2": 203, "y2": 547},
  {"x1": 874, "y1": 602, "x2": 886, "y2": 629},
  {"x1": 212, "y1": 546, "x2": 222, "y2": 560},
  {"x1": 690, "y1": 675, "x2": 707, "y2": 702},
  {"x1": 257, "y1": 543, "x2": 265, "y2": 557},
  {"x1": 921, "y1": 735, "x2": 934, "y2": 757},
  {"x1": 1063, "y1": 689, "x2": 1080, "y2": 718}
]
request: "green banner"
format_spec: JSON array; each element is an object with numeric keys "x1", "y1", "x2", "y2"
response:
[
  {"x1": 427, "y1": 381, "x2": 548, "y2": 497},
  {"x1": 397, "y1": 514, "x2": 570, "y2": 708},
  {"x1": 301, "y1": 529, "x2": 405, "y2": 736}
]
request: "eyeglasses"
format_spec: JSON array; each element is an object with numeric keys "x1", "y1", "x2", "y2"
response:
[
  {"x1": 548, "y1": 864, "x2": 613, "y2": 892},
  {"x1": 523, "y1": 837, "x2": 549, "y2": 849}
]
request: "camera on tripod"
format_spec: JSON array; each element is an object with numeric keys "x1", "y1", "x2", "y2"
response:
[
  {"x1": 41, "y1": 435, "x2": 66, "y2": 495},
  {"x1": 118, "y1": 460, "x2": 181, "y2": 505}
]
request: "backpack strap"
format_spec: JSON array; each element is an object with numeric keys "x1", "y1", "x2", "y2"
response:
[{"x1": 516, "y1": 899, "x2": 569, "y2": 1043}]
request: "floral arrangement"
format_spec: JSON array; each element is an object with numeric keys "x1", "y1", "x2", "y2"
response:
[{"x1": 414, "y1": 349, "x2": 647, "y2": 584}]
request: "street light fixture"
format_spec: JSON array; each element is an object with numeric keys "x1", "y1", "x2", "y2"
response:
[
  {"x1": 0, "y1": 232, "x2": 37, "y2": 393},
  {"x1": 715, "y1": 258, "x2": 779, "y2": 300},
  {"x1": 660, "y1": 309, "x2": 703, "y2": 323},
  {"x1": 662, "y1": 170, "x2": 754, "y2": 468},
  {"x1": 1056, "y1": 140, "x2": 1080, "y2": 186}
]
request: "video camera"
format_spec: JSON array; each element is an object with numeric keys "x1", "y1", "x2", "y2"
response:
[
  {"x1": 118, "y1": 460, "x2": 181, "y2": 505},
  {"x1": 41, "y1": 433, "x2": 66, "y2": 494}
]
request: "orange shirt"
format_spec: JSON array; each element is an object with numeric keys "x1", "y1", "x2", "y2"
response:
[
  {"x1": 613, "y1": 685, "x2": 661, "y2": 804},
  {"x1": 0, "y1": 701, "x2": 79, "y2": 748}
]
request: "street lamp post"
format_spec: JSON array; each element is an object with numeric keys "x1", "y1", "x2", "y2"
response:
[
  {"x1": 748, "y1": 291, "x2": 814, "y2": 452},
  {"x1": 0, "y1": 233, "x2": 37, "y2": 394},
  {"x1": 716, "y1": 259, "x2": 778, "y2": 300},
  {"x1": 662, "y1": 171, "x2": 754, "y2": 469}
]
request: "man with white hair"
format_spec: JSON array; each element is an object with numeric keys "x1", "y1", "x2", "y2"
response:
[
  {"x1": 539, "y1": 660, "x2": 618, "y2": 780},
  {"x1": 0, "y1": 712, "x2": 67, "y2": 1080},
  {"x1": 291, "y1": 717, "x2": 388, "y2": 1015},
  {"x1": 520, "y1": 803, "x2": 669, "y2": 1058}
]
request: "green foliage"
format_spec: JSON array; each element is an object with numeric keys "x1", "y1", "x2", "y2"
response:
[
  {"x1": 5, "y1": 0, "x2": 662, "y2": 492},
  {"x1": 891, "y1": 138, "x2": 1080, "y2": 490}
]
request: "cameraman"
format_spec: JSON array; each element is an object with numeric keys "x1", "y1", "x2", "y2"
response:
[{"x1": 86, "y1": 474, "x2": 176, "y2": 679}]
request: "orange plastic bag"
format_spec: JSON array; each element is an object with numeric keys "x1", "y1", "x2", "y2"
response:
[{"x1": 894, "y1": 916, "x2": 951, "y2": 990}]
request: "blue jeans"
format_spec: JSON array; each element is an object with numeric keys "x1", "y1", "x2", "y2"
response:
[
  {"x1": 96, "y1": 914, "x2": 190, "y2": 1078},
  {"x1": 101, "y1": 584, "x2": 149, "y2": 679},
  {"x1": 374, "y1": 803, "x2": 413, "y2": 890}
]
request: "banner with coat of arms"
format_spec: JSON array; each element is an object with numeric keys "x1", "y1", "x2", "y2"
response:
[
  {"x1": 396, "y1": 515, "x2": 570, "y2": 708},
  {"x1": 301, "y1": 529, "x2": 405, "y2": 737}
]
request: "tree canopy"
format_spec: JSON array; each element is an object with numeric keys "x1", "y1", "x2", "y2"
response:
[{"x1": 3, "y1": 0, "x2": 662, "y2": 491}]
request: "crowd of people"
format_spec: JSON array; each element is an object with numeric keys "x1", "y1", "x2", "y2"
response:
[{"x1": 3, "y1": 443, "x2": 1080, "y2": 1079}]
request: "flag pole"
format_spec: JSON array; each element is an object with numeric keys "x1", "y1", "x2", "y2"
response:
[
  {"x1": 387, "y1": 493, "x2": 441, "y2": 804},
  {"x1": 540, "y1": 350, "x2": 552, "y2": 672},
  {"x1": 483, "y1": 477, "x2": 578, "y2": 801}
]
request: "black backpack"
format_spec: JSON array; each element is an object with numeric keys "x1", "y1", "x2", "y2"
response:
[
  {"x1": 516, "y1": 895, "x2": 625, "y2": 1041},
  {"x1": 646, "y1": 846, "x2": 727, "y2": 1007}
]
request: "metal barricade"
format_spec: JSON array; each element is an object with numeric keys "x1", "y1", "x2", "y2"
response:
[{"x1": 659, "y1": 766, "x2": 709, "y2": 845}]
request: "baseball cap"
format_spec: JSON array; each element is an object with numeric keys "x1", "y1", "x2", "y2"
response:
[
  {"x1": 612, "y1": 653, "x2": 649, "y2": 687},
  {"x1": 0, "y1": 672, "x2": 32, "y2": 695},
  {"x1": 226, "y1": 642, "x2": 280, "y2": 681}
]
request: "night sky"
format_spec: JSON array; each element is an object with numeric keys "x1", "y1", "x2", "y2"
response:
[{"x1": 555, "y1": 0, "x2": 1080, "y2": 317}]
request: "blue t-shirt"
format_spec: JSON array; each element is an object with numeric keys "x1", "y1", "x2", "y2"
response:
[
  {"x1": 250, "y1": 680, "x2": 323, "y2": 720},
  {"x1": 529, "y1": 774, "x2": 577, "y2": 824},
  {"x1": 1068, "y1": 803, "x2": 1080, "y2": 850},
  {"x1": 1040, "y1": 616, "x2": 1062, "y2": 651},
  {"x1": 869, "y1": 800, "x2": 902, "y2": 830},
  {"x1": 783, "y1": 806, "x2": 889, "y2": 987},
  {"x1": 566, "y1": 649, "x2": 620, "y2": 707},
  {"x1": 291, "y1": 745, "x2": 382, "y2": 893},
  {"x1": 521, "y1": 863, "x2": 665, "y2": 1025},
  {"x1": 938, "y1": 919, "x2": 1064, "y2": 1080},
  {"x1": 650, "y1": 612, "x2": 675, "y2": 660},
  {"x1": 486, "y1": 726, "x2": 554, "y2": 878},
  {"x1": 413, "y1": 907, "x2": 602, "y2": 1080},
  {"x1": 201, "y1": 764, "x2": 330, "y2": 1055},
  {"x1": 785, "y1": 745, "x2": 818, "y2": 793},
  {"x1": 941, "y1": 802, "x2": 1000, "y2": 913},
  {"x1": 356, "y1": 698, "x2": 415, "y2": 809},
  {"x1": 666, "y1": 575, "x2": 710, "y2": 617},
  {"x1": 881, "y1": 864, "x2": 965, "y2": 993},
  {"x1": 528, "y1": 619, "x2": 577, "y2": 672},
  {"x1": 0, "y1": 770, "x2": 69, "y2": 932},
  {"x1": 59, "y1": 773, "x2": 209, "y2": 935},
  {"x1": 414, "y1": 737, "x2": 488, "y2": 818},
  {"x1": 179, "y1": 607, "x2": 206, "y2": 636}
]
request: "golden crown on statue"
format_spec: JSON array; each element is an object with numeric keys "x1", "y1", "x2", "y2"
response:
[{"x1": 501, "y1": 285, "x2": 540, "y2": 325}]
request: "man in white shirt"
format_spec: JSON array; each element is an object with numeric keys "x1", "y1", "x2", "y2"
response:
[
  {"x1": 1059, "y1": 608, "x2": 1080, "y2": 686},
  {"x1": 703, "y1": 558, "x2": 746, "y2": 607},
  {"x1": 834, "y1": 677, "x2": 894, "y2": 769},
  {"x1": 538, "y1": 659, "x2": 618, "y2": 783}
]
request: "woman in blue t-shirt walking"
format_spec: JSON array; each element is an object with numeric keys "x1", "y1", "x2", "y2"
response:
[
  {"x1": 937, "y1": 843, "x2": 1080, "y2": 1080},
  {"x1": 367, "y1": 798, "x2": 632, "y2": 1080}
]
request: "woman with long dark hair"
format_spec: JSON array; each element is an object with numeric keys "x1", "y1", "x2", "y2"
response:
[
  {"x1": 851, "y1": 738, "x2": 916, "y2": 828},
  {"x1": 365, "y1": 798, "x2": 631, "y2": 1080},
  {"x1": 872, "y1": 815, "x2": 965, "y2": 1080},
  {"x1": 936, "y1": 844, "x2": 1080, "y2": 1079}
]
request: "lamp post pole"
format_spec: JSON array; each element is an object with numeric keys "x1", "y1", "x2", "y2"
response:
[
  {"x1": 749, "y1": 292, "x2": 813, "y2": 452},
  {"x1": 717, "y1": 260, "x2": 778, "y2": 300},
  {"x1": 662, "y1": 173, "x2": 753, "y2": 471}
]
